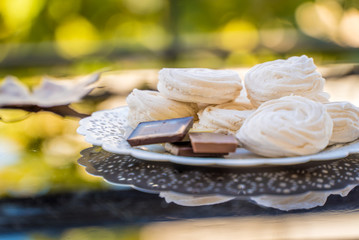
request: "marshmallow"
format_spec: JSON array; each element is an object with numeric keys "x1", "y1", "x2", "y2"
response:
[
  {"x1": 325, "y1": 101, "x2": 359, "y2": 143},
  {"x1": 245, "y1": 55, "x2": 329, "y2": 107},
  {"x1": 126, "y1": 89, "x2": 198, "y2": 128},
  {"x1": 158, "y1": 68, "x2": 242, "y2": 104},
  {"x1": 237, "y1": 96, "x2": 333, "y2": 157},
  {"x1": 196, "y1": 102, "x2": 255, "y2": 134}
]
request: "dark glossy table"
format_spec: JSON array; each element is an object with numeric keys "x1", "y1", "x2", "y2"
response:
[{"x1": 3, "y1": 147, "x2": 359, "y2": 239}]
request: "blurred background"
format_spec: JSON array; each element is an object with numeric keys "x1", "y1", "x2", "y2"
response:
[
  {"x1": 1, "y1": 0, "x2": 359, "y2": 239},
  {"x1": 0, "y1": 0, "x2": 358, "y2": 77}
]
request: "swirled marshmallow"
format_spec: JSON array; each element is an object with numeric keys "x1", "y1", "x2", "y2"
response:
[
  {"x1": 236, "y1": 96, "x2": 333, "y2": 157},
  {"x1": 245, "y1": 55, "x2": 330, "y2": 107},
  {"x1": 126, "y1": 89, "x2": 198, "y2": 128},
  {"x1": 196, "y1": 102, "x2": 255, "y2": 134},
  {"x1": 324, "y1": 101, "x2": 359, "y2": 143},
  {"x1": 157, "y1": 68, "x2": 242, "y2": 104}
]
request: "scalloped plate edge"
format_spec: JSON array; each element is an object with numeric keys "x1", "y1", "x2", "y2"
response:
[{"x1": 77, "y1": 107, "x2": 359, "y2": 167}]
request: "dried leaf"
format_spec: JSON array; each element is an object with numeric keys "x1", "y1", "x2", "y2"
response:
[
  {"x1": 0, "y1": 72, "x2": 101, "y2": 107},
  {"x1": 0, "y1": 72, "x2": 102, "y2": 118}
]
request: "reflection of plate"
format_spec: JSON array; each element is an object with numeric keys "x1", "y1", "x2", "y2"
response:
[
  {"x1": 78, "y1": 147, "x2": 359, "y2": 210},
  {"x1": 77, "y1": 107, "x2": 359, "y2": 167},
  {"x1": 78, "y1": 147, "x2": 359, "y2": 197}
]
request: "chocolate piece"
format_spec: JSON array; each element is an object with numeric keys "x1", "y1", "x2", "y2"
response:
[
  {"x1": 189, "y1": 132, "x2": 238, "y2": 153},
  {"x1": 181, "y1": 129, "x2": 215, "y2": 142},
  {"x1": 127, "y1": 117, "x2": 193, "y2": 146},
  {"x1": 164, "y1": 142, "x2": 224, "y2": 157}
]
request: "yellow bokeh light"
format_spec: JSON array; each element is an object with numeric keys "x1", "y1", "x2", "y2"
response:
[
  {"x1": 0, "y1": 0, "x2": 45, "y2": 28},
  {"x1": 55, "y1": 16, "x2": 100, "y2": 58},
  {"x1": 259, "y1": 20, "x2": 298, "y2": 52},
  {"x1": 112, "y1": 18, "x2": 143, "y2": 47},
  {"x1": 110, "y1": 19, "x2": 171, "y2": 51},
  {"x1": 0, "y1": 159, "x2": 51, "y2": 197},
  {"x1": 295, "y1": 0, "x2": 342, "y2": 42},
  {"x1": 226, "y1": 51, "x2": 258, "y2": 66},
  {"x1": 316, "y1": 0, "x2": 342, "y2": 39},
  {"x1": 295, "y1": 0, "x2": 359, "y2": 47},
  {"x1": 220, "y1": 19, "x2": 259, "y2": 51},
  {"x1": 339, "y1": 8, "x2": 359, "y2": 47},
  {"x1": 138, "y1": 23, "x2": 171, "y2": 51},
  {"x1": 0, "y1": 0, "x2": 45, "y2": 39},
  {"x1": 116, "y1": 19, "x2": 143, "y2": 38}
]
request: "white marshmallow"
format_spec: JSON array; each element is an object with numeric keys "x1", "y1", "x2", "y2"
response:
[
  {"x1": 325, "y1": 101, "x2": 359, "y2": 143},
  {"x1": 237, "y1": 96, "x2": 333, "y2": 157},
  {"x1": 197, "y1": 102, "x2": 254, "y2": 134},
  {"x1": 245, "y1": 55, "x2": 329, "y2": 107},
  {"x1": 126, "y1": 89, "x2": 198, "y2": 128},
  {"x1": 158, "y1": 68, "x2": 242, "y2": 104}
]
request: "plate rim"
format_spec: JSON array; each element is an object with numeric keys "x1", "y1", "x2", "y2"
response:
[{"x1": 77, "y1": 106, "x2": 359, "y2": 167}]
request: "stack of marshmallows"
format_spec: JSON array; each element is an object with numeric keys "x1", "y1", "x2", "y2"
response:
[{"x1": 126, "y1": 55, "x2": 359, "y2": 158}]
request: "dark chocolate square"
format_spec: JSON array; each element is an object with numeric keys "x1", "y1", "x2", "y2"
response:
[
  {"x1": 127, "y1": 117, "x2": 194, "y2": 146},
  {"x1": 164, "y1": 142, "x2": 224, "y2": 157}
]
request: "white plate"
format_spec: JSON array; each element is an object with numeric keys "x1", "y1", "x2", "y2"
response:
[{"x1": 77, "y1": 106, "x2": 359, "y2": 167}]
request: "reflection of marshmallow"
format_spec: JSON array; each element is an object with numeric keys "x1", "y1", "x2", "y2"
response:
[
  {"x1": 325, "y1": 101, "x2": 359, "y2": 143},
  {"x1": 197, "y1": 102, "x2": 254, "y2": 134},
  {"x1": 245, "y1": 55, "x2": 329, "y2": 107},
  {"x1": 158, "y1": 68, "x2": 243, "y2": 104},
  {"x1": 237, "y1": 96, "x2": 333, "y2": 157},
  {"x1": 159, "y1": 192, "x2": 235, "y2": 206},
  {"x1": 126, "y1": 89, "x2": 198, "y2": 128},
  {"x1": 160, "y1": 184, "x2": 356, "y2": 210},
  {"x1": 251, "y1": 184, "x2": 356, "y2": 211}
]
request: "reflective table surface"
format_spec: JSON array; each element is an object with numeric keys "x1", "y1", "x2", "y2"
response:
[{"x1": 2, "y1": 67, "x2": 359, "y2": 240}]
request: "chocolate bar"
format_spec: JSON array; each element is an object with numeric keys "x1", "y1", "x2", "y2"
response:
[
  {"x1": 127, "y1": 117, "x2": 193, "y2": 146},
  {"x1": 181, "y1": 128, "x2": 215, "y2": 142},
  {"x1": 164, "y1": 142, "x2": 223, "y2": 157},
  {"x1": 189, "y1": 132, "x2": 238, "y2": 153}
]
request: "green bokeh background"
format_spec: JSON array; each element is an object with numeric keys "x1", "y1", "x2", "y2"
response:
[{"x1": 0, "y1": 0, "x2": 358, "y2": 77}]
